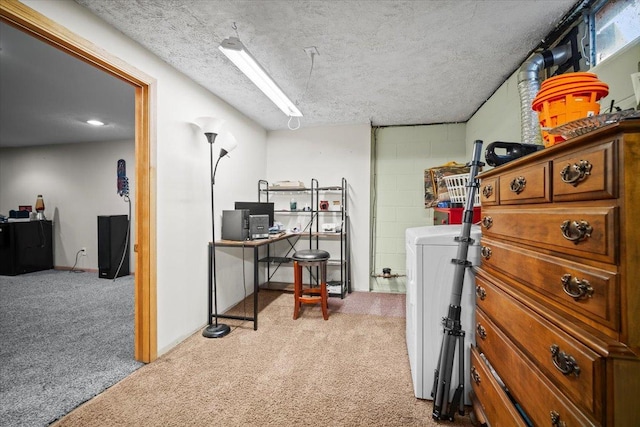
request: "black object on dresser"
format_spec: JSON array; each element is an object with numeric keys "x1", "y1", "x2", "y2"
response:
[
  {"x1": 0, "y1": 220, "x2": 53, "y2": 276},
  {"x1": 97, "y1": 215, "x2": 129, "y2": 279}
]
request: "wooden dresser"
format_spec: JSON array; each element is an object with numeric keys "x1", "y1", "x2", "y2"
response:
[{"x1": 471, "y1": 120, "x2": 640, "y2": 426}]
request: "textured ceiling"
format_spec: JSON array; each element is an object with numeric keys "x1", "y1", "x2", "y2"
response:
[
  {"x1": 74, "y1": 0, "x2": 578, "y2": 131},
  {"x1": 0, "y1": 0, "x2": 579, "y2": 148}
]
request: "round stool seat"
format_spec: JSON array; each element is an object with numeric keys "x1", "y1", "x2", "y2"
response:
[
  {"x1": 292, "y1": 249, "x2": 331, "y2": 320},
  {"x1": 292, "y1": 249, "x2": 330, "y2": 262}
]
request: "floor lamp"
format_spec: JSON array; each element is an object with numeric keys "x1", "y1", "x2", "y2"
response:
[{"x1": 195, "y1": 117, "x2": 238, "y2": 338}]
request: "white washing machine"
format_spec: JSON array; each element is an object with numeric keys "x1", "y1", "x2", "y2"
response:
[{"x1": 405, "y1": 224, "x2": 481, "y2": 405}]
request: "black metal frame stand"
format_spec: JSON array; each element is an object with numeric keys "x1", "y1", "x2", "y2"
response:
[
  {"x1": 203, "y1": 136, "x2": 231, "y2": 339},
  {"x1": 431, "y1": 140, "x2": 484, "y2": 420}
]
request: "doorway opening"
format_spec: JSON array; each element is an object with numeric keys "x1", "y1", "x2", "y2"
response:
[{"x1": 1, "y1": 0, "x2": 157, "y2": 363}]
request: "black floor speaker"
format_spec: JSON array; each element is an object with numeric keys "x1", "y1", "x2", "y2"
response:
[{"x1": 97, "y1": 215, "x2": 130, "y2": 279}]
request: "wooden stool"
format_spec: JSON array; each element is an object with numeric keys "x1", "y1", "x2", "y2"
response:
[{"x1": 292, "y1": 249, "x2": 330, "y2": 320}]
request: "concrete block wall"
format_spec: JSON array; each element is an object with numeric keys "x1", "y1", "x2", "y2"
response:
[{"x1": 372, "y1": 123, "x2": 468, "y2": 289}]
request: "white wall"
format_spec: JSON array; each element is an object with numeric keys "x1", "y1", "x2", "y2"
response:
[
  {"x1": 265, "y1": 124, "x2": 371, "y2": 292},
  {"x1": 0, "y1": 139, "x2": 135, "y2": 271},
  {"x1": 465, "y1": 69, "x2": 522, "y2": 156},
  {"x1": 21, "y1": 0, "x2": 268, "y2": 355}
]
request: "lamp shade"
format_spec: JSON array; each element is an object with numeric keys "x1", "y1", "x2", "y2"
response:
[
  {"x1": 218, "y1": 131, "x2": 238, "y2": 157},
  {"x1": 195, "y1": 116, "x2": 225, "y2": 134}
]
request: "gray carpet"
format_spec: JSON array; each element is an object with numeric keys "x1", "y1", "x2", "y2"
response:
[{"x1": 0, "y1": 270, "x2": 143, "y2": 427}]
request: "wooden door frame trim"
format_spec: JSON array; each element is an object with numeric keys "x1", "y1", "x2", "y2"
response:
[{"x1": 1, "y1": 0, "x2": 157, "y2": 362}]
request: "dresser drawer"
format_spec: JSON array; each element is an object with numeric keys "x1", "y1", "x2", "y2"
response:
[
  {"x1": 480, "y1": 177, "x2": 498, "y2": 206},
  {"x1": 499, "y1": 161, "x2": 550, "y2": 204},
  {"x1": 481, "y1": 205, "x2": 617, "y2": 264},
  {"x1": 480, "y1": 237, "x2": 619, "y2": 332},
  {"x1": 553, "y1": 140, "x2": 617, "y2": 202},
  {"x1": 470, "y1": 346, "x2": 528, "y2": 427},
  {"x1": 474, "y1": 310, "x2": 598, "y2": 426},
  {"x1": 475, "y1": 275, "x2": 604, "y2": 419}
]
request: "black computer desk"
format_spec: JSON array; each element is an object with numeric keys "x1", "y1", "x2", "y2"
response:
[{"x1": 211, "y1": 232, "x2": 300, "y2": 330}]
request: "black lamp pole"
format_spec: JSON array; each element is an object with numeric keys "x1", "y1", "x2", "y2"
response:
[{"x1": 203, "y1": 131, "x2": 231, "y2": 339}]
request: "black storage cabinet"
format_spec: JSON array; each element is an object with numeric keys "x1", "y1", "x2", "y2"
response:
[
  {"x1": 0, "y1": 221, "x2": 54, "y2": 276},
  {"x1": 97, "y1": 215, "x2": 129, "y2": 279}
]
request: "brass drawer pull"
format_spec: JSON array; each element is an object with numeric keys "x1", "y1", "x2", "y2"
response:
[
  {"x1": 480, "y1": 246, "x2": 492, "y2": 260},
  {"x1": 482, "y1": 184, "x2": 493, "y2": 198},
  {"x1": 561, "y1": 274, "x2": 594, "y2": 301},
  {"x1": 481, "y1": 216, "x2": 493, "y2": 229},
  {"x1": 560, "y1": 160, "x2": 592, "y2": 187},
  {"x1": 476, "y1": 323, "x2": 487, "y2": 340},
  {"x1": 550, "y1": 410, "x2": 567, "y2": 427},
  {"x1": 560, "y1": 220, "x2": 592, "y2": 244},
  {"x1": 476, "y1": 285, "x2": 486, "y2": 300},
  {"x1": 471, "y1": 366, "x2": 481, "y2": 385},
  {"x1": 550, "y1": 344, "x2": 581, "y2": 377},
  {"x1": 509, "y1": 176, "x2": 526, "y2": 194}
]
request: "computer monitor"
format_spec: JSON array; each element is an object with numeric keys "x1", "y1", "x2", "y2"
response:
[{"x1": 234, "y1": 202, "x2": 275, "y2": 227}]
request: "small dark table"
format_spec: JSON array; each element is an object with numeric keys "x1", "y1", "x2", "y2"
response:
[{"x1": 0, "y1": 220, "x2": 54, "y2": 276}]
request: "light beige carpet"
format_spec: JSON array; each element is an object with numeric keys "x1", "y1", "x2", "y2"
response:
[{"x1": 53, "y1": 291, "x2": 473, "y2": 426}]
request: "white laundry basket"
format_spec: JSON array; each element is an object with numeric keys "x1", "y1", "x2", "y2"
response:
[{"x1": 443, "y1": 173, "x2": 480, "y2": 206}]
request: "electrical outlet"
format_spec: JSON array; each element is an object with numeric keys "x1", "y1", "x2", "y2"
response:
[{"x1": 81, "y1": 247, "x2": 87, "y2": 256}]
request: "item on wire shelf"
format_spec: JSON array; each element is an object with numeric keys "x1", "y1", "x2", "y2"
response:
[
  {"x1": 268, "y1": 180, "x2": 306, "y2": 189},
  {"x1": 322, "y1": 223, "x2": 336, "y2": 232}
]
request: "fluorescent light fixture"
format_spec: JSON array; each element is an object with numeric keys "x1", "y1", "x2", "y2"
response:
[
  {"x1": 86, "y1": 119, "x2": 105, "y2": 126},
  {"x1": 219, "y1": 37, "x2": 302, "y2": 118}
]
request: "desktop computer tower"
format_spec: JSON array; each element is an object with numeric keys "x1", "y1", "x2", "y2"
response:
[
  {"x1": 222, "y1": 209, "x2": 249, "y2": 241},
  {"x1": 97, "y1": 215, "x2": 130, "y2": 279}
]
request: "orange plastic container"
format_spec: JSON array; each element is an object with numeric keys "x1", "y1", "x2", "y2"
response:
[
  {"x1": 532, "y1": 73, "x2": 609, "y2": 147},
  {"x1": 540, "y1": 72, "x2": 600, "y2": 90},
  {"x1": 534, "y1": 83, "x2": 609, "y2": 103}
]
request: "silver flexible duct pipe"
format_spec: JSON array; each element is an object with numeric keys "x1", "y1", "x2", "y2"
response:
[{"x1": 518, "y1": 45, "x2": 572, "y2": 145}]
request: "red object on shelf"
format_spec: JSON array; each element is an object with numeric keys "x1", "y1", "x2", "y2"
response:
[{"x1": 433, "y1": 207, "x2": 482, "y2": 225}]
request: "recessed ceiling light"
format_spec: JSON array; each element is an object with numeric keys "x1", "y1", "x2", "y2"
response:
[{"x1": 86, "y1": 119, "x2": 105, "y2": 126}]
